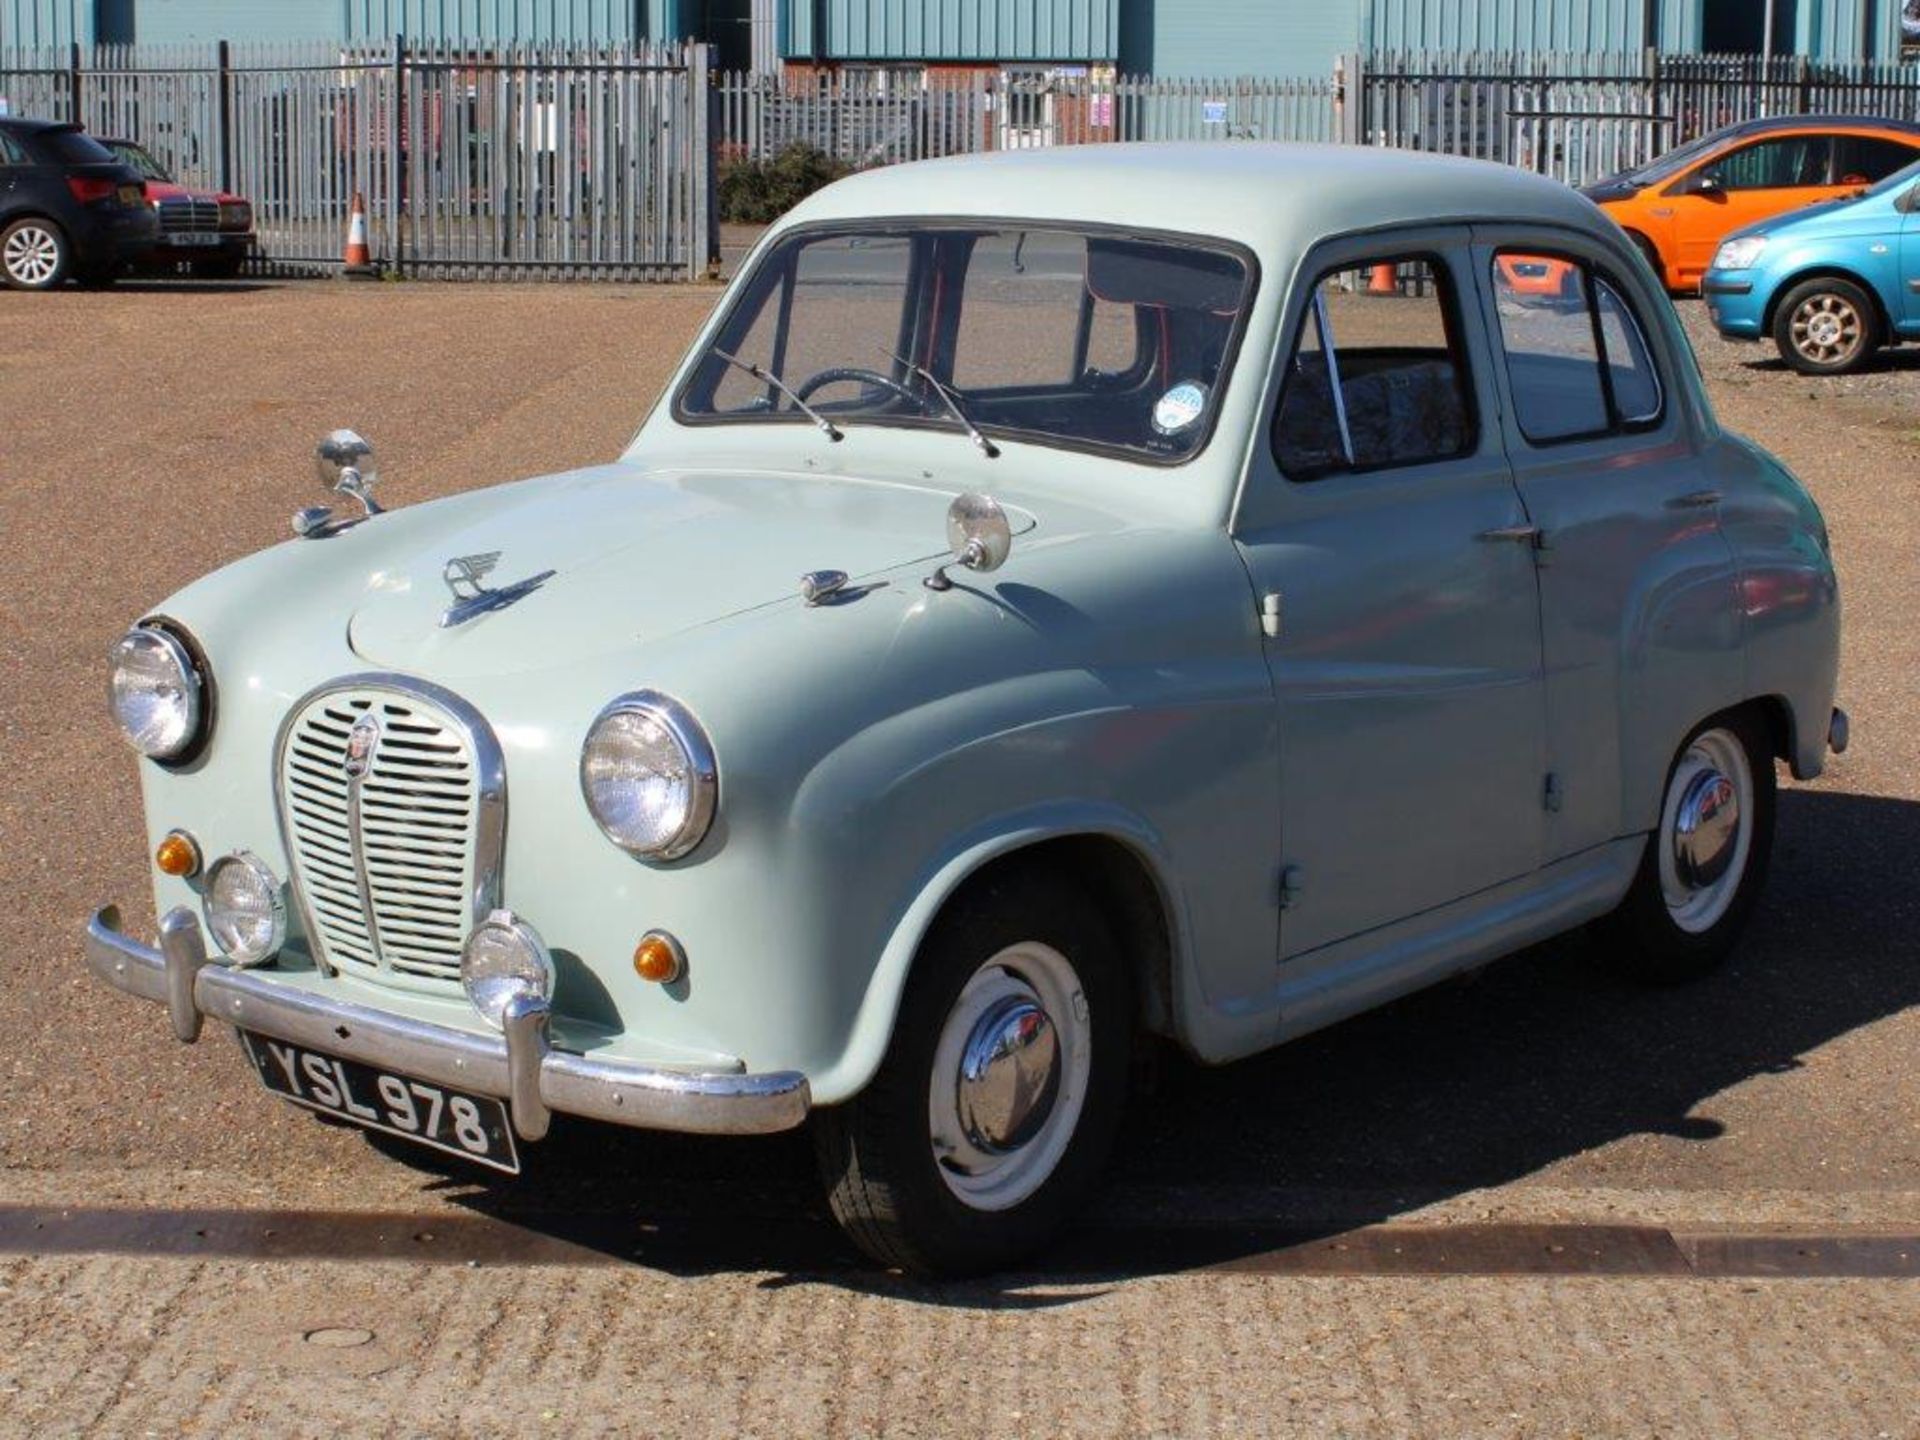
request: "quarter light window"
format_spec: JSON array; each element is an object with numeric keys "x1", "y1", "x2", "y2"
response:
[
  {"x1": 1491, "y1": 254, "x2": 1665, "y2": 445},
  {"x1": 1272, "y1": 257, "x2": 1475, "y2": 481}
]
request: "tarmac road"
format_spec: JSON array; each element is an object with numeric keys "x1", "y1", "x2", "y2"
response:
[{"x1": 0, "y1": 279, "x2": 1913, "y2": 1435}]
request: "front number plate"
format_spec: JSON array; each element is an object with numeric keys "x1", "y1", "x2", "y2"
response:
[
  {"x1": 164, "y1": 232, "x2": 221, "y2": 247},
  {"x1": 238, "y1": 1031, "x2": 520, "y2": 1173}
]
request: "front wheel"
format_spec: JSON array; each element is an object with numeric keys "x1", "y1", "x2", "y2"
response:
[
  {"x1": 814, "y1": 869, "x2": 1132, "y2": 1276},
  {"x1": 1773, "y1": 277, "x2": 1879, "y2": 374},
  {"x1": 1594, "y1": 712, "x2": 1776, "y2": 984},
  {"x1": 1, "y1": 218, "x2": 69, "y2": 290}
]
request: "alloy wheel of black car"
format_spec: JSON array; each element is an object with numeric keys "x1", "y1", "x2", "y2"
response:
[{"x1": 1, "y1": 217, "x2": 69, "y2": 290}]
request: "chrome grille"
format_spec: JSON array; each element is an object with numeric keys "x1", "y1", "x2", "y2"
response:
[
  {"x1": 276, "y1": 680, "x2": 503, "y2": 990},
  {"x1": 157, "y1": 197, "x2": 219, "y2": 233}
]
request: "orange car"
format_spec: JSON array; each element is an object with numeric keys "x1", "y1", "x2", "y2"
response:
[{"x1": 1582, "y1": 115, "x2": 1920, "y2": 292}]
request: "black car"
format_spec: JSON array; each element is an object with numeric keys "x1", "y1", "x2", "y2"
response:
[{"x1": 0, "y1": 118, "x2": 158, "y2": 290}]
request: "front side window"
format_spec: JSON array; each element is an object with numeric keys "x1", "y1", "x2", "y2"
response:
[
  {"x1": 0, "y1": 131, "x2": 26, "y2": 167},
  {"x1": 1704, "y1": 135, "x2": 1832, "y2": 190},
  {"x1": 1491, "y1": 253, "x2": 1665, "y2": 445},
  {"x1": 1272, "y1": 256, "x2": 1475, "y2": 481},
  {"x1": 677, "y1": 224, "x2": 1255, "y2": 463}
]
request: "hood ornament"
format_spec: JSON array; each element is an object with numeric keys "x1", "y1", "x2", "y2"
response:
[{"x1": 440, "y1": 551, "x2": 557, "y2": 629}]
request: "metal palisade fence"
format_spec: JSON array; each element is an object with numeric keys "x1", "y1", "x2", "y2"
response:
[
  {"x1": 9, "y1": 42, "x2": 1920, "y2": 281},
  {"x1": 0, "y1": 37, "x2": 712, "y2": 280},
  {"x1": 1351, "y1": 48, "x2": 1920, "y2": 186},
  {"x1": 712, "y1": 68, "x2": 1340, "y2": 166}
]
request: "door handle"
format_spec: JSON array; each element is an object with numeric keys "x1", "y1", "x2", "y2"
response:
[
  {"x1": 1478, "y1": 524, "x2": 1541, "y2": 544},
  {"x1": 1668, "y1": 489, "x2": 1722, "y2": 509}
]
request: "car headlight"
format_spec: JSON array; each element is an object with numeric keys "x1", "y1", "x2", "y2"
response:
[
  {"x1": 201, "y1": 851, "x2": 286, "y2": 966},
  {"x1": 107, "y1": 625, "x2": 207, "y2": 760},
  {"x1": 579, "y1": 690, "x2": 717, "y2": 860},
  {"x1": 1711, "y1": 236, "x2": 1768, "y2": 271},
  {"x1": 461, "y1": 909, "x2": 555, "y2": 1028},
  {"x1": 218, "y1": 199, "x2": 251, "y2": 231}
]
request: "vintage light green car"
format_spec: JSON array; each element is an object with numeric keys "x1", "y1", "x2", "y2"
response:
[{"x1": 88, "y1": 143, "x2": 1844, "y2": 1275}]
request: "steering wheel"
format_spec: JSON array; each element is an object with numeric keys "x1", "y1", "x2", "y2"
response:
[{"x1": 793, "y1": 366, "x2": 922, "y2": 406}]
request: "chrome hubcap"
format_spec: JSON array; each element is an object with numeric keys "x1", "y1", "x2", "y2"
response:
[
  {"x1": 956, "y1": 996, "x2": 1059, "y2": 1153},
  {"x1": 1790, "y1": 294, "x2": 1862, "y2": 365},
  {"x1": 3, "y1": 225, "x2": 59, "y2": 286},
  {"x1": 1671, "y1": 769, "x2": 1739, "y2": 889},
  {"x1": 1658, "y1": 727, "x2": 1753, "y2": 934},
  {"x1": 929, "y1": 941, "x2": 1090, "y2": 1212}
]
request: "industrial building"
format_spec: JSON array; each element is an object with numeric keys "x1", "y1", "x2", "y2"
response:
[{"x1": 3, "y1": 1, "x2": 1916, "y2": 71}]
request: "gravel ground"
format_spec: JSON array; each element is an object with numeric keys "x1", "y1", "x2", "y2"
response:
[{"x1": 0, "y1": 278, "x2": 1914, "y2": 1435}]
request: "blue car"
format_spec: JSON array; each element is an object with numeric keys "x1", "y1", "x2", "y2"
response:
[{"x1": 1702, "y1": 158, "x2": 1920, "y2": 373}]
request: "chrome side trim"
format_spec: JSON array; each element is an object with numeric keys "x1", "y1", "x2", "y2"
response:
[
  {"x1": 83, "y1": 907, "x2": 810, "y2": 1139},
  {"x1": 271, "y1": 672, "x2": 508, "y2": 980}
]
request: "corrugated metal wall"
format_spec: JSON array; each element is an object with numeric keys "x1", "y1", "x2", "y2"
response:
[
  {"x1": 782, "y1": 0, "x2": 1120, "y2": 62},
  {"x1": 4, "y1": 1, "x2": 682, "y2": 47},
  {"x1": 1365, "y1": 0, "x2": 1656, "y2": 51},
  {"x1": 1127, "y1": 0, "x2": 1360, "y2": 76},
  {"x1": 0, "y1": 0, "x2": 93, "y2": 46}
]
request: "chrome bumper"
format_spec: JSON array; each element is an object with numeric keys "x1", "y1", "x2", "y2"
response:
[{"x1": 84, "y1": 905, "x2": 810, "y2": 1142}]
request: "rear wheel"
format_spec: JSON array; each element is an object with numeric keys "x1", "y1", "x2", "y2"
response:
[
  {"x1": 1773, "y1": 277, "x2": 1879, "y2": 374},
  {"x1": 1594, "y1": 711, "x2": 1775, "y2": 984},
  {"x1": 814, "y1": 868, "x2": 1131, "y2": 1276},
  {"x1": 1, "y1": 218, "x2": 69, "y2": 290}
]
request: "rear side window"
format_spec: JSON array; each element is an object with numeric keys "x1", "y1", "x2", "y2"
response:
[
  {"x1": 1833, "y1": 134, "x2": 1920, "y2": 185},
  {"x1": 24, "y1": 128, "x2": 115, "y2": 166},
  {"x1": 1491, "y1": 253, "x2": 1664, "y2": 445},
  {"x1": 0, "y1": 131, "x2": 27, "y2": 166},
  {"x1": 1272, "y1": 256, "x2": 1476, "y2": 481}
]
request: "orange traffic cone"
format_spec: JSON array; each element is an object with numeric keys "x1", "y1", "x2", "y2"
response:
[
  {"x1": 1366, "y1": 261, "x2": 1397, "y2": 295},
  {"x1": 342, "y1": 191, "x2": 378, "y2": 278}
]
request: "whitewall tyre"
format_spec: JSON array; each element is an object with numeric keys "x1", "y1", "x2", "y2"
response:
[
  {"x1": 1596, "y1": 712, "x2": 1775, "y2": 983},
  {"x1": 814, "y1": 868, "x2": 1131, "y2": 1276}
]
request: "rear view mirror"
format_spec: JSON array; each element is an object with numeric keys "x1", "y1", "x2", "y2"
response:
[{"x1": 1690, "y1": 172, "x2": 1724, "y2": 196}]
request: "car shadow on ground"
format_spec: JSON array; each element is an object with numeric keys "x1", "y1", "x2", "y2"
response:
[
  {"x1": 410, "y1": 786, "x2": 1917, "y2": 1301},
  {"x1": 1739, "y1": 350, "x2": 1920, "y2": 375}
]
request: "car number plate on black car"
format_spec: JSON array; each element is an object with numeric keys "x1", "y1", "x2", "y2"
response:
[{"x1": 238, "y1": 1031, "x2": 520, "y2": 1173}]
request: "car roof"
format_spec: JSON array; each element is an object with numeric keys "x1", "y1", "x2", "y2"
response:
[
  {"x1": 784, "y1": 142, "x2": 1602, "y2": 260},
  {"x1": 0, "y1": 117, "x2": 81, "y2": 135},
  {"x1": 1699, "y1": 113, "x2": 1920, "y2": 142}
]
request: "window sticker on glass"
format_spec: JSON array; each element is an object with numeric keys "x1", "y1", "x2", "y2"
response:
[{"x1": 1152, "y1": 381, "x2": 1209, "y2": 435}]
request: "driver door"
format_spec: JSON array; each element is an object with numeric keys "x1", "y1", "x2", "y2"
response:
[{"x1": 1668, "y1": 132, "x2": 1838, "y2": 284}]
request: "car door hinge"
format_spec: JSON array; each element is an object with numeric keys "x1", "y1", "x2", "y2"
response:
[
  {"x1": 1278, "y1": 864, "x2": 1305, "y2": 909},
  {"x1": 1544, "y1": 772, "x2": 1564, "y2": 813},
  {"x1": 1260, "y1": 592, "x2": 1283, "y2": 639}
]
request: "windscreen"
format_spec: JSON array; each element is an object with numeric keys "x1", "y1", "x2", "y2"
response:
[
  {"x1": 105, "y1": 141, "x2": 168, "y2": 181},
  {"x1": 676, "y1": 224, "x2": 1255, "y2": 463}
]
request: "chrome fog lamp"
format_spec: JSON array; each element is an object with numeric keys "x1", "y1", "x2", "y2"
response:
[
  {"x1": 201, "y1": 851, "x2": 287, "y2": 966},
  {"x1": 461, "y1": 909, "x2": 556, "y2": 1030},
  {"x1": 580, "y1": 691, "x2": 718, "y2": 861},
  {"x1": 107, "y1": 625, "x2": 205, "y2": 760}
]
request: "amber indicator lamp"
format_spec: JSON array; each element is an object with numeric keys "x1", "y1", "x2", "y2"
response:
[
  {"x1": 154, "y1": 830, "x2": 202, "y2": 878},
  {"x1": 632, "y1": 931, "x2": 685, "y2": 985}
]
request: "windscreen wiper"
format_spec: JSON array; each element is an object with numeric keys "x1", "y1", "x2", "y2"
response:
[
  {"x1": 711, "y1": 348, "x2": 843, "y2": 443},
  {"x1": 879, "y1": 345, "x2": 999, "y2": 459}
]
